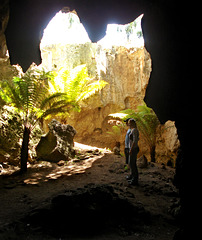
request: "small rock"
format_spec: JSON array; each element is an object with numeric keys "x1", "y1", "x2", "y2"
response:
[
  {"x1": 57, "y1": 160, "x2": 65, "y2": 166},
  {"x1": 161, "y1": 163, "x2": 166, "y2": 169},
  {"x1": 113, "y1": 146, "x2": 120, "y2": 155}
]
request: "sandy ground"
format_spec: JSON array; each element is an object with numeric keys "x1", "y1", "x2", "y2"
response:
[{"x1": 0, "y1": 143, "x2": 179, "y2": 239}]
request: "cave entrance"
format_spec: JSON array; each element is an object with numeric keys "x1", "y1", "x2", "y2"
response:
[
  {"x1": 39, "y1": 9, "x2": 179, "y2": 167},
  {"x1": 40, "y1": 9, "x2": 144, "y2": 71},
  {"x1": 40, "y1": 9, "x2": 91, "y2": 71}
]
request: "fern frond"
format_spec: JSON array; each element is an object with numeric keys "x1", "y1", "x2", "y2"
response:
[
  {"x1": 38, "y1": 104, "x2": 72, "y2": 120},
  {"x1": 78, "y1": 80, "x2": 108, "y2": 101},
  {"x1": 108, "y1": 104, "x2": 160, "y2": 149},
  {"x1": 40, "y1": 92, "x2": 67, "y2": 110}
]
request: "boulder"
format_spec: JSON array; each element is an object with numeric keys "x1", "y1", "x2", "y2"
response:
[
  {"x1": 36, "y1": 119, "x2": 76, "y2": 162},
  {"x1": 137, "y1": 155, "x2": 148, "y2": 168}
]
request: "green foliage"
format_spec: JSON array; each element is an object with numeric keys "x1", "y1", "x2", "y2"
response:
[
  {"x1": 0, "y1": 65, "x2": 108, "y2": 124},
  {"x1": 137, "y1": 31, "x2": 143, "y2": 38},
  {"x1": 109, "y1": 103, "x2": 160, "y2": 161},
  {"x1": 0, "y1": 106, "x2": 43, "y2": 161},
  {"x1": 0, "y1": 106, "x2": 23, "y2": 153},
  {"x1": 0, "y1": 67, "x2": 72, "y2": 171},
  {"x1": 107, "y1": 119, "x2": 126, "y2": 143},
  {"x1": 0, "y1": 64, "x2": 108, "y2": 169},
  {"x1": 0, "y1": 68, "x2": 71, "y2": 127},
  {"x1": 49, "y1": 64, "x2": 108, "y2": 112},
  {"x1": 107, "y1": 125, "x2": 121, "y2": 140}
]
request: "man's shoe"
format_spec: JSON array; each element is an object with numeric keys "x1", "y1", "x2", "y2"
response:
[{"x1": 128, "y1": 179, "x2": 139, "y2": 186}]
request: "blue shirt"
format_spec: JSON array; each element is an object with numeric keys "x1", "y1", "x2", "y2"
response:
[{"x1": 125, "y1": 129, "x2": 131, "y2": 148}]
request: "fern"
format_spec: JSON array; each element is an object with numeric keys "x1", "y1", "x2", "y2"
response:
[
  {"x1": 0, "y1": 65, "x2": 108, "y2": 172},
  {"x1": 0, "y1": 68, "x2": 71, "y2": 127},
  {"x1": 50, "y1": 64, "x2": 108, "y2": 110},
  {"x1": 78, "y1": 80, "x2": 108, "y2": 101},
  {"x1": 109, "y1": 102, "x2": 160, "y2": 162}
]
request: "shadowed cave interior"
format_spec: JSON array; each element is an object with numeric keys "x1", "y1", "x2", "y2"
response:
[{"x1": 0, "y1": 0, "x2": 195, "y2": 239}]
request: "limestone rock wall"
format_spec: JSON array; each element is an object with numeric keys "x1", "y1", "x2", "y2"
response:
[
  {"x1": 41, "y1": 43, "x2": 152, "y2": 109},
  {"x1": 155, "y1": 121, "x2": 180, "y2": 166},
  {"x1": 42, "y1": 43, "x2": 153, "y2": 154},
  {"x1": 62, "y1": 46, "x2": 152, "y2": 149},
  {"x1": 98, "y1": 46, "x2": 151, "y2": 109},
  {"x1": 41, "y1": 42, "x2": 98, "y2": 76},
  {"x1": 50, "y1": 44, "x2": 179, "y2": 166}
]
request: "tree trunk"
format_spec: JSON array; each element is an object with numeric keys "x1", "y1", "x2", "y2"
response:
[
  {"x1": 20, "y1": 126, "x2": 30, "y2": 173},
  {"x1": 150, "y1": 145, "x2": 156, "y2": 162}
]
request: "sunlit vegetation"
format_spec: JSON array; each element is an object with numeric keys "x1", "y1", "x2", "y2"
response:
[
  {"x1": 0, "y1": 65, "x2": 107, "y2": 172},
  {"x1": 107, "y1": 119, "x2": 126, "y2": 148},
  {"x1": 109, "y1": 103, "x2": 160, "y2": 162},
  {"x1": 49, "y1": 64, "x2": 108, "y2": 113}
]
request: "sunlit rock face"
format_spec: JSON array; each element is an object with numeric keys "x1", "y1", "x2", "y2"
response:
[
  {"x1": 40, "y1": 11, "x2": 92, "y2": 72},
  {"x1": 155, "y1": 121, "x2": 180, "y2": 166},
  {"x1": 97, "y1": 46, "x2": 151, "y2": 109},
  {"x1": 40, "y1": 11, "x2": 150, "y2": 110}
]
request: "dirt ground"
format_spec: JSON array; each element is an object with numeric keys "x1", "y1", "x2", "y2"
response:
[{"x1": 0, "y1": 143, "x2": 179, "y2": 240}]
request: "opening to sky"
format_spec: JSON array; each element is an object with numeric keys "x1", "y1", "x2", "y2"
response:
[
  {"x1": 40, "y1": 11, "x2": 144, "y2": 49},
  {"x1": 98, "y1": 14, "x2": 144, "y2": 49},
  {"x1": 40, "y1": 11, "x2": 91, "y2": 47}
]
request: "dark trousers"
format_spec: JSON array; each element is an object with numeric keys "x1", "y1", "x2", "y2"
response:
[
  {"x1": 129, "y1": 147, "x2": 139, "y2": 183},
  {"x1": 124, "y1": 148, "x2": 130, "y2": 164}
]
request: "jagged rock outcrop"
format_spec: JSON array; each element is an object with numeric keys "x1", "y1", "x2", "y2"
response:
[
  {"x1": 99, "y1": 46, "x2": 151, "y2": 108},
  {"x1": 155, "y1": 121, "x2": 180, "y2": 166},
  {"x1": 65, "y1": 46, "x2": 152, "y2": 147},
  {"x1": 36, "y1": 119, "x2": 76, "y2": 162}
]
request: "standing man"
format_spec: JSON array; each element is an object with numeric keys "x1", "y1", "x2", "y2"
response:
[
  {"x1": 128, "y1": 118, "x2": 139, "y2": 185},
  {"x1": 124, "y1": 118, "x2": 131, "y2": 166}
]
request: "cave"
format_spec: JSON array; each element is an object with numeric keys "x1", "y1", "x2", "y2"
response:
[
  {"x1": 0, "y1": 0, "x2": 195, "y2": 239},
  {"x1": 38, "y1": 9, "x2": 179, "y2": 167}
]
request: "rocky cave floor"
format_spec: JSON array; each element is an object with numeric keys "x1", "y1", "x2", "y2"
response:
[{"x1": 0, "y1": 143, "x2": 180, "y2": 240}]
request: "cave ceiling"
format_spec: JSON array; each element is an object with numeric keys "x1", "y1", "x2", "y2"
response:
[{"x1": 6, "y1": 0, "x2": 173, "y2": 69}]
